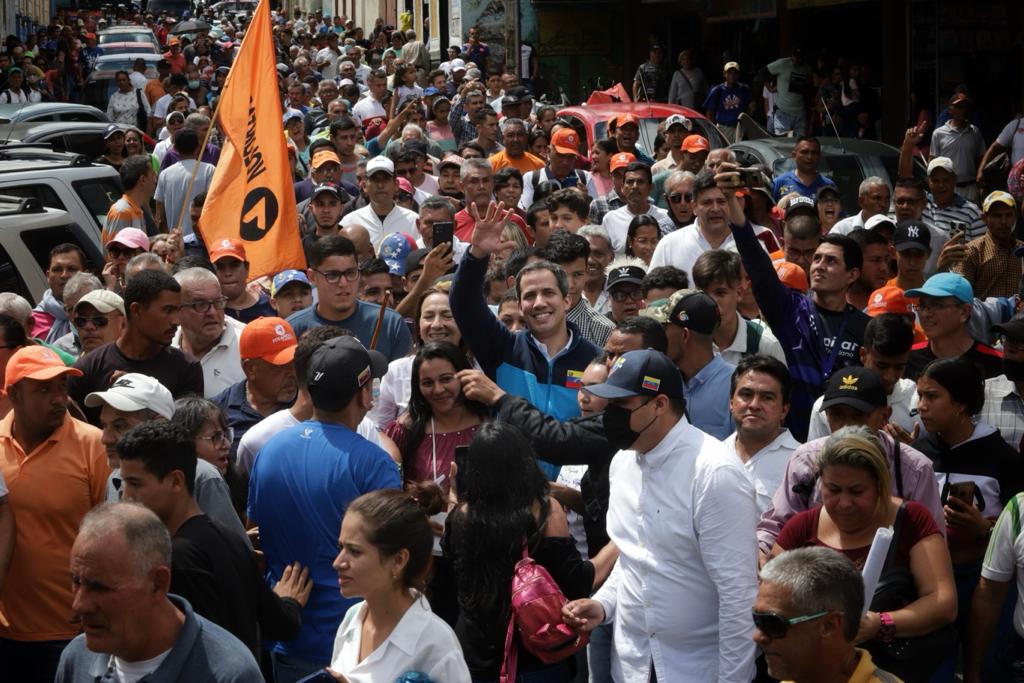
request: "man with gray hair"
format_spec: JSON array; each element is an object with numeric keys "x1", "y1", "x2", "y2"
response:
[
  {"x1": 490, "y1": 117, "x2": 545, "y2": 174},
  {"x1": 55, "y1": 502, "x2": 263, "y2": 682},
  {"x1": 159, "y1": 112, "x2": 221, "y2": 171},
  {"x1": 454, "y1": 157, "x2": 531, "y2": 242},
  {"x1": 172, "y1": 268, "x2": 245, "y2": 398},
  {"x1": 125, "y1": 252, "x2": 165, "y2": 282},
  {"x1": 53, "y1": 272, "x2": 104, "y2": 357},
  {"x1": 0, "y1": 292, "x2": 76, "y2": 364},
  {"x1": 400, "y1": 28, "x2": 430, "y2": 86},
  {"x1": 756, "y1": 547, "x2": 900, "y2": 682},
  {"x1": 830, "y1": 176, "x2": 892, "y2": 235}
]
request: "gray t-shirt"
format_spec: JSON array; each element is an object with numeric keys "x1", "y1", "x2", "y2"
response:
[
  {"x1": 767, "y1": 57, "x2": 810, "y2": 114},
  {"x1": 153, "y1": 159, "x2": 215, "y2": 235}
]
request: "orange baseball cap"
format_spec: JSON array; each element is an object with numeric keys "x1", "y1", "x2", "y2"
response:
[
  {"x1": 551, "y1": 128, "x2": 581, "y2": 157},
  {"x1": 311, "y1": 147, "x2": 342, "y2": 169},
  {"x1": 609, "y1": 152, "x2": 637, "y2": 173},
  {"x1": 681, "y1": 135, "x2": 710, "y2": 153},
  {"x1": 774, "y1": 261, "x2": 808, "y2": 293},
  {"x1": 867, "y1": 285, "x2": 914, "y2": 317},
  {"x1": 209, "y1": 238, "x2": 247, "y2": 264},
  {"x1": 3, "y1": 346, "x2": 82, "y2": 393},
  {"x1": 612, "y1": 113, "x2": 639, "y2": 129},
  {"x1": 239, "y1": 317, "x2": 297, "y2": 365}
]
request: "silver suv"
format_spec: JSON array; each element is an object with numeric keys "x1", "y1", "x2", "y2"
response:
[
  {"x1": 0, "y1": 146, "x2": 121, "y2": 240},
  {"x1": 0, "y1": 195, "x2": 105, "y2": 306}
]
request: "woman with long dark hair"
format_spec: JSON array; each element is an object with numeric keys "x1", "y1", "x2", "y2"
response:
[
  {"x1": 384, "y1": 341, "x2": 487, "y2": 491},
  {"x1": 444, "y1": 422, "x2": 594, "y2": 682},
  {"x1": 624, "y1": 214, "x2": 661, "y2": 265}
]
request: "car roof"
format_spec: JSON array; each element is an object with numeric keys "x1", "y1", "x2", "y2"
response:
[
  {"x1": 98, "y1": 26, "x2": 156, "y2": 34},
  {"x1": 95, "y1": 53, "x2": 163, "y2": 64},
  {"x1": 558, "y1": 103, "x2": 708, "y2": 124},
  {"x1": 0, "y1": 121, "x2": 122, "y2": 139},
  {"x1": 0, "y1": 102, "x2": 103, "y2": 117},
  {"x1": 100, "y1": 41, "x2": 160, "y2": 50}
]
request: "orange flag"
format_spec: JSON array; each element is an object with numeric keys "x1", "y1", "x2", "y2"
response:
[{"x1": 199, "y1": 0, "x2": 303, "y2": 280}]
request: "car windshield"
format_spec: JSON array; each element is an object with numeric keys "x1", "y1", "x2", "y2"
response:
[
  {"x1": 593, "y1": 118, "x2": 727, "y2": 155},
  {"x1": 73, "y1": 178, "x2": 122, "y2": 229}
]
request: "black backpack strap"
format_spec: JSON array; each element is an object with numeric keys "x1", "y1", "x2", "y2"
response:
[{"x1": 890, "y1": 436, "x2": 904, "y2": 498}]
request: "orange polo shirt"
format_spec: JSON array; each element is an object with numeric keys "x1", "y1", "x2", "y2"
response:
[
  {"x1": 0, "y1": 413, "x2": 109, "y2": 641},
  {"x1": 489, "y1": 149, "x2": 546, "y2": 175}
]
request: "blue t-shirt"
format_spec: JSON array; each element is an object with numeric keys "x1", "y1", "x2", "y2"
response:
[
  {"x1": 287, "y1": 300, "x2": 412, "y2": 362},
  {"x1": 225, "y1": 291, "x2": 276, "y2": 325},
  {"x1": 703, "y1": 82, "x2": 752, "y2": 126},
  {"x1": 247, "y1": 420, "x2": 401, "y2": 663},
  {"x1": 771, "y1": 170, "x2": 836, "y2": 202}
]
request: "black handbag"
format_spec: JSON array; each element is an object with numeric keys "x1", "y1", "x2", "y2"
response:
[{"x1": 867, "y1": 503, "x2": 957, "y2": 683}]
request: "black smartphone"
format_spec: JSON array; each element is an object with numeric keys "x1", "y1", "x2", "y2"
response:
[
  {"x1": 454, "y1": 445, "x2": 469, "y2": 498},
  {"x1": 432, "y1": 221, "x2": 454, "y2": 249},
  {"x1": 949, "y1": 480, "x2": 977, "y2": 506},
  {"x1": 296, "y1": 671, "x2": 335, "y2": 683}
]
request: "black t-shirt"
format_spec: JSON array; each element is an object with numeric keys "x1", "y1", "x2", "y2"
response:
[
  {"x1": 903, "y1": 340, "x2": 1004, "y2": 382},
  {"x1": 171, "y1": 514, "x2": 302, "y2": 658},
  {"x1": 816, "y1": 304, "x2": 870, "y2": 373},
  {"x1": 68, "y1": 341, "x2": 204, "y2": 425}
]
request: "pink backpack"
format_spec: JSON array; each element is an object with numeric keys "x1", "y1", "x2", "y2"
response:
[{"x1": 499, "y1": 544, "x2": 589, "y2": 683}]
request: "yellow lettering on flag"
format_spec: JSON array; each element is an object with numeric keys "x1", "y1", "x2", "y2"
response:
[{"x1": 199, "y1": 0, "x2": 304, "y2": 280}]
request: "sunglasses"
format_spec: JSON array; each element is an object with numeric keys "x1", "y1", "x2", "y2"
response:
[
  {"x1": 752, "y1": 610, "x2": 829, "y2": 639},
  {"x1": 668, "y1": 192, "x2": 694, "y2": 204},
  {"x1": 74, "y1": 316, "x2": 109, "y2": 328},
  {"x1": 610, "y1": 289, "x2": 644, "y2": 302}
]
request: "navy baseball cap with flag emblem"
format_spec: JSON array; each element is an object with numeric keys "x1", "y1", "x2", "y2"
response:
[{"x1": 584, "y1": 349, "x2": 684, "y2": 400}]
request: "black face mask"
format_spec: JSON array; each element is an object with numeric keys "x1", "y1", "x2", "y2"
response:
[
  {"x1": 1004, "y1": 358, "x2": 1024, "y2": 383},
  {"x1": 603, "y1": 399, "x2": 657, "y2": 449}
]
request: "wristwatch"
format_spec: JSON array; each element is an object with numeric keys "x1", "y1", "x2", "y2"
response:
[{"x1": 878, "y1": 611, "x2": 896, "y2": 644}]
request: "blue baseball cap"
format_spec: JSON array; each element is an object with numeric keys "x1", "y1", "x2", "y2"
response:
[
  {"x1": 423, "y1": 86, "x2": 441, "y2": 96},
  {"x1": 584, "y1": 349, "x2": 684, "y2": 400},
  {"x1": 904, "y1": 272, "x2": 973, "y2": 304},
  {"x1": 271, "y1": 270, "x2": 311, "y2": 297},
  {"x1": 379, "y1": 232, "x2": 417, "y2": 276}
]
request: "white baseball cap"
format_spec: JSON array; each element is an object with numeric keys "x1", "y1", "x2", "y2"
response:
[
  {"x1": 84, "y1": 373, "x2": 175, "y2": 419},
  {"x1": 366, "y1": 156, "x2": 395, "y2": 177},
  {"x1": 926, "y1": 156, "x2": 955, "y2": 176}
]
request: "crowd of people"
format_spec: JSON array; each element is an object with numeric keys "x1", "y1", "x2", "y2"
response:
[{"x1": 5, "y1": 4, "x2": 1024, "y2": 683}]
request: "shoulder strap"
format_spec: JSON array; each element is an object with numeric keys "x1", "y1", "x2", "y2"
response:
[
  {"x1": 531, "y1": 168, "x2": 541, "y2": 191},
  {"x1": 745, "y1": 320, "x2": 764, "y2": 355},
  {"x1": 576, "y1": 170, "x2": 585, "y2": 187},
  {"x1": 890, "y1": 436, "x2": 904, "y2": 498}
]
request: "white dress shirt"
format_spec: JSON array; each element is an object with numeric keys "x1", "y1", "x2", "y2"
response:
[
  {"x1": 341, "y1": 203, "x2": 420, "y2": 249},
  {"x1": 649, "y1": 221, "x2": 770, "y2": 283},
  {"x1": 724, "y1": 429, "x2": 801, "y2": 515},
  {"x1": 600, "y1": 204, "x2": 675, "y2": 255},
  {"x1": 171, "y1": 316, "x2": 246, "y2": 398},
  {"x1": 368, "y1": 355, "x2": 413, "y2": 428},
  {"x1": 594, "y1": 416, "x2": 758, "y2": 682},
  {"x1": 714, "y1": 311, "x2": 787, "y2": 367},
  {"x1": 330, "y1": 593, "x2": 471, "y2": 683},
  {"x1": 828, "y1": 210, "x2": 868, "y2": 235}
]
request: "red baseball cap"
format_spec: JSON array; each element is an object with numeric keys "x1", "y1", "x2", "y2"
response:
[
  {"x1": 239, "y1": 317, "x2": 297, "y2": 365},
  {"x1": 551, "y1": 128, "x2": 581, "y2": 157},
  {"x1": 867, "y1": 286, "x2": 914, "y2": 317},
  {"x1": 609, "y1": 152, "x2": 637, "y2": 173},
  {"x1": 681, "y1": 135, "x2": 710, "y2": 153},
  {"x1": 612, "y1": 113, "x2": 639, "y2": 129},
  {"x1": 3, "y1": 346, "x2": 82, "y2": 394},
  {"x1": 774, "y1": 260, "x2": 808, "y2": 293},
  {"x1": 209, "y1": 238, "x2": 247, "y2": 264}
]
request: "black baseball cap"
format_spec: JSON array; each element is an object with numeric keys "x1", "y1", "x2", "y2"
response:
[
  {"x1": 640, "y1": 289, "x2": 720, "y2": 335},
  {"x1": 819, "y1": 366, "x2": 887, "y2": 413},
  {"x1": 815, "y1": 185, "x2": 841, "y2": 201},
  {"x1": 585, "y1": 349, "x2": 684, "y2": 400},
  {"x1": 402, "y1": 139, "x2": 428, "y2": 159},
  {"x1": 893, "y1": 219, "x2": 931, "y2": 252},
  {"x1": 307, "y1": 336, "x2": 388, "y2": 411},
  {"x1": 992, "y1": 319, "x2": 1024, "y2": 342},
  {"x1": 405, "y1": 248, "x2": 429, "y2": 274},
  {"x1": 785, "y1": 196, "x2": 817, "y2": 220},
  {"x1": 606, "y1": 264, "x2": 646, "y2": 290},
  {"x1": 310, "y1": 183, "x2": 341, "y2": 200}
]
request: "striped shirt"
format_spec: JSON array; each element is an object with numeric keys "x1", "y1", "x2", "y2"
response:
[
  {"x1": 923, "y1": 192, "x2": 986, "y2": 241},
  {"x1": 588, "y1": 190, "x2": 625, "y2": 226},
  {"x1": 567, "y1": 297, "x2": 615, "y2": 347},
  {"x1": 981, "y1": 374, "x2": 1024, "y2": 452},
  {"x1": 101, "y1": 195, "x2": 145, "y2": 244}
]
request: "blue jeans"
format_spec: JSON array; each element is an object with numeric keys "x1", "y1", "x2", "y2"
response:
[
  {"x1": 587, "y1": 622, "x2": 614, "y2": 683},
  {"x1": 772, "y1": 108, "x2": 807, "y2": 137},
  {"x1": 272, "y1": 651, "x2": 327, "y2": 683}
]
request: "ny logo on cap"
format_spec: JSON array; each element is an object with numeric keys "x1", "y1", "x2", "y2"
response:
[{"x1": 907, "y1": 226, "x2": 919, "y2": 238}]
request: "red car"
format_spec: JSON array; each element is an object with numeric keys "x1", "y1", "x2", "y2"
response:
[{"x1": 557, "y1": 103, "x2": 728, "y2": 159}]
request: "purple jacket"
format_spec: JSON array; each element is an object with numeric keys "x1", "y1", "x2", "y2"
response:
[{"x1": 756, "y1": 430, "x2": 945, "y2": 555}]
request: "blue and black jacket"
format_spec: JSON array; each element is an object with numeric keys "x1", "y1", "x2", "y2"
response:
[{"x1": 451, "y1": 251, "x2": 600, "y2": 479}]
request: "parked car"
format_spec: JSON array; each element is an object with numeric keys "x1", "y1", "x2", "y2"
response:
[
  {"x1": 728, "y1": 137, "x2": 927, "y2": 216},
  {"x1": 83, "y1": 53, "x2": 162, "y2": 109},
  {"x1": 0, "y1": 103, "x2": 109, "y2": 126},
  {"x1": 0, "y1": 146, "x2": 122, "y2": 237},
  {"x1": 99, "y1": 41, "x2": 160, "y2": 56},
  {"x1": 97, "y1": 26, "x2": 162, "y2": 53},
  {"x1": 0, "y1": 121, "x2": 153, "y2": 159},
  {"x1": 0, "y1": 195, "x2": 105, "y2": 306},
  {"x1": 557, "y1": 103, "x2": 729, "y2": 159},
  {"x1": 207, "y1": 0, "x2": 257, "y2": 13}
]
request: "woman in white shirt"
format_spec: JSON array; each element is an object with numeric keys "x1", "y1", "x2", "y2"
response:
[{"x1": 326, "y1": 487, "x2": 471, "y2": 683}]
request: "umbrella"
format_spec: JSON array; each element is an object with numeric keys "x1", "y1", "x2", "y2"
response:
[{"x1": 171, "y1": 20, "x2": 211, "y2": 34}]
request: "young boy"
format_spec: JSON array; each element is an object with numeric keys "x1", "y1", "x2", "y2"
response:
[{"x1": 270, "y1": 270, "x2": 313, "y2": 318}]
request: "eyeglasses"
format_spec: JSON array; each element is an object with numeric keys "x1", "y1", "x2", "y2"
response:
[
  {"x1": 668, "y1": 192, "x2": 694, "y2": 204},
  {"x1": 314, "y1": 268, "x2": 359, "y2": 284},
  {"x1": 73, "y1": 316, "x2": 109, "y2": 328},
  {"x1": 752, "y1": 610, "x2": 830, "y2": 639},
  {"x1": 197, "y1": 428, "x2": 234, "y2": 446},
  {"x1": 910, "y1": 300, "x2": 961, "y2": 313},
  {"x1": 610, "y1": 289, "x2": 644, "y2": 302},
  {"x1": 180, "y1": 297, "x2": 228, "y2": 313}
]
